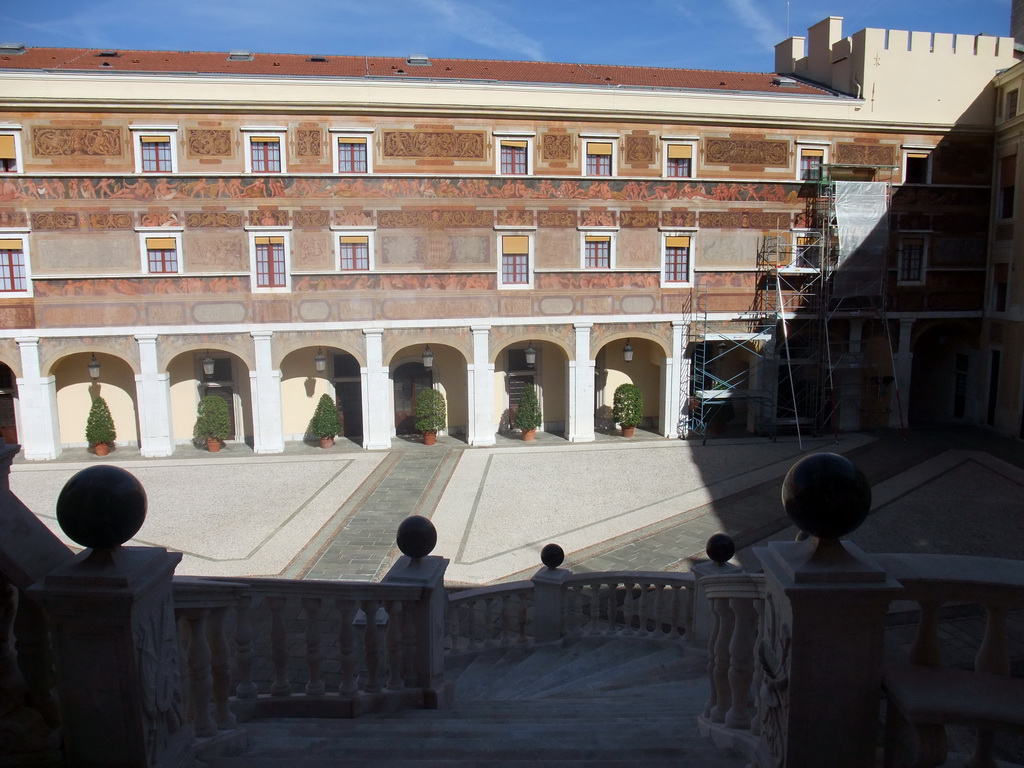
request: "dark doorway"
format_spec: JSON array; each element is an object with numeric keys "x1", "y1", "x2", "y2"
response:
[
  {"x1": 0, "y1": 364, "x2": 16, "y2": 444},
  {"x1": 332, "y1": 353, "x2": 363, "y2": 439},
  {"x1": 393, "y1": 362, "x2": 433, "y2": 435},
  {"x1": 987, "y1": 350, "x2": 1001, "y2": 427}
]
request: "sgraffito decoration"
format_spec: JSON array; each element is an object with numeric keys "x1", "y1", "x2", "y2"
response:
[
  {"x1": 31, "y1": 212, "x2": 78, "y2": 230},
  {"x1": 540, "y1": 133, "x2": 573, "y2": 161},
  {"x1": 295, "y1": 211, "x2": 329, "y2": 228},
  {"x1": 378, "y1": 210, "x2": 492, "y2": 228},
  {"x1": 295, "y1": 129, "x2": 322, "y2": 158},
  {"x1": 381, "y1": 131, "x2": 486, "y2": 159},
  {"x1": 833, "y1": 143, "x2": 896, "y2": 167},
  {"x1": 185, "y1": 212, "x2": 243, "y2": 228},
  {"x1": 87, "y1": 213, "x2": 133, "y2": 229},
  {"x1": 621, "y1": 211, "x2": 657, "y2": 228},
  {"x1": 185, "y1": 130, "x2": 232, "y2": 157},
  {"x1": 624, "y1": 135, "x2": 656, "y2": 164},
  {"x1": 705, "y1": 138, "x2": 788, "y2": 167},
  {"x1": 32, "y1": 127, "x2": 123, "y2": 157}
]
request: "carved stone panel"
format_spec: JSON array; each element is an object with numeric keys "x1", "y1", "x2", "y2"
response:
[
  {"x1": 661, "y1": 211, "x2": 696, "y2": 228},
  {"x1": 185, "y1": 232, "x2": 248, "y2": 270},
  {"x1": 538, "y1": 211, "x2": 577, "y2": 227},
  {"x1": 295, "y1": 211, "x2": 329, "y2": 228},
  {"x1": 185, "y1": 212, "x2": 243, "y2": 228},
  {"x1": 380, "y1": 235, "x2": 427, "y2": 266},
  {"x1": 32, "y1": 127, "x2": 123, "y2": 157},
  {"x1": 621, "y1": 211, "x2": 657, "y2": 228},
  {"x1": 380, "y1": 131, "x2": 486, "y2": 159},
  {"x1": 378, "y1": 210, "x2": 492, "y2": 228},
  {"x1": 87, "y1": 213, "x2": 133, "y2": 229},
  {"x1": 624, "y1": 136, "x2": 655, "y2": 164},
  {"x1": 0, "y1": 212, "x2": 28, "y2": 228},
  {"x1": 496, "y1": 210, "x2": 535, "y2": 227},
  {"x1": 541, "y1": 133, "x2": 573, "y2": 161},
  {"x1": 247, "y1": 210, "x2": 289, "y2": 227},
  {"x1": 295, "y1": 129, "x2": 323, "y2": 158},
  {"x1": 834, "y1": 143, "x2": 896, "y2": 167},
  {"x1": 32, "y1": 213, "x2": 79, "y2": 230},
  {"x1": 705, "y1": 138, "x2": 788, "y2": 167},
  {"x1": 293, "y1": 232, "x2": 332, "y2": 270},
  {"x1": 185, "y1": 130, "x2": 233, "y2": 157}
]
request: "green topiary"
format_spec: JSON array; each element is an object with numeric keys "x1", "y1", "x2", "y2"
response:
[
  {"x1": 311, "y1": 393, "x2": 342, "y2": 439},
  {"x1": 514, "y1": 383, "x2": 542, "y2": 432},
  {"x1": 413, "y1": 388, "x2": 446, "y2": 433},
  {"x1": 195, "y1": 394, "x2": 232, "y2": 441},
  {"x1": 612, "y1": 383, "x2": 644, "y2": 428},
  {"x1": 85, "y1": 396, "x2": 116, "y2": 446}
]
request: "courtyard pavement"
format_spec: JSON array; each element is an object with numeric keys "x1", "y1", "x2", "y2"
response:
[{"x1": 10, "y1": 424, "x2": 1024, "y2": 587}]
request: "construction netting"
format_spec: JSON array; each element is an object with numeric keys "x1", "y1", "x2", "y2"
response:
[{"x1": 832, "y1": 181, "x2": 888, "y2": 297}]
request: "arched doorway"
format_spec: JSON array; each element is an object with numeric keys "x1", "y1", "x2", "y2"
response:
[
  {"x1": 908, "y1": 322, "x2": 978, "y2": 425},
  {"x1": 393, "y1": 362, "x2": 433, "y2": 435},
  {"x1": 0, "y1": 363, "x2": 17, "y2": 444}
]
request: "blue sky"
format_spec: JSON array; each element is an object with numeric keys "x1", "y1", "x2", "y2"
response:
[{"x1": 1, "y1": 0, "x2": 1012, "y2": 73}]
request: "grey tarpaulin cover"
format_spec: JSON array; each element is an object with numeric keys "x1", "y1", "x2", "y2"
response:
[{"x1": 833, "y1": 181, "x2": 887, "y2": 297}]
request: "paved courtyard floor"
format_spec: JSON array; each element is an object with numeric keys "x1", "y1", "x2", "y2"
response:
[{"x1": 11, "y1": 425, "x2": 1024, "y2": 587}]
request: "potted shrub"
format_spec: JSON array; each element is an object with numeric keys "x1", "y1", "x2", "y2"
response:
[
  {"x1": 311, "y1": 393, "x2": 342, "y2": 448},
  {"x1": 195, "y1": 394, "x2": 231, "y2": 452},
  {"x1": 612, "y1": 383, "x2": 644, "y2": 438},
  {"x1": 515, "y1": 383, "x2": 542, "y2": 441},
  {"x1": 85, "y1": 396, "x2": 116, "y2": 456},
  {"x1": 414, "y1": 388, "x2": 446, "y2": 446}
]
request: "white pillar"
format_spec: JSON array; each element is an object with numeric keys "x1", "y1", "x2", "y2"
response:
[
  {"x1": 363, "y1": 329, "x2": 391, "y2": 450},
  {"x1": 890, "y1": 319, "x2": 914, "y2": 428},
  {"x1": 467, "y1": 325, "x2": 495, "y2": 446},
  {"x1": 250, "y1": 331, "x2": 283, "y2": 454},
  {"x1": 568, "y1": 323, "x2": 595, "y2": 443},
  {"x1": 661, "y1": 321, "x2": 687, "y2": 438},
  {"x1": 15, "y1": 337, "x2": 60, "y2": 460},
  {"x1": 838, "y1": 320, "x2": 863, "y2": 432},
  {"x1": 134, "y1": 334, "x2": 173, "y2": 457}
]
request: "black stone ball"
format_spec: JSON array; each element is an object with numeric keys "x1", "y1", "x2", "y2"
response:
[
  {"x1": 56, "y1": 465, "x2": 147, "y2": 550},
  {"x1": 540, "y1": 543, "x2": 564, "y2": 569},
  {"x1": 782, "y1": 453, "x2": 871, "y2": 540},
  {"x1": 396, "y1": 515, "x2": 437, "y2": 559},
  {"x1": 705, "y1": 533, "x2": 735, "y2": 564}
]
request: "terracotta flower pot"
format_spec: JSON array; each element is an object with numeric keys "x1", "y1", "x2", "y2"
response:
[
  {"x1": 423, "y1": 431, "x2": 437, "y2": 446},
  {"x1": 522, "y1": 429, "x2": 536, "y2": 442},
  {"x1": 93, "y1": 443, "x2": 110, "y2": 456},
  {"x1": 206, "y1": 437, "x2": 222, "y2": 453},
  {"x1": 622, "y1": 426, "x2": 636, "y2": 438},
  {"x1": 320, "y1": 436, "x2": 335, "y2": 449}
]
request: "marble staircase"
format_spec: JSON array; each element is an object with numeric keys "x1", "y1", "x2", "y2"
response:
[{"x1": 199, "y1": 637, "x2": 746, "y2": 768}]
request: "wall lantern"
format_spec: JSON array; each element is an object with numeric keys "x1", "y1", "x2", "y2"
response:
[
  {"x1": 623, "y1": 340, "x2": 634, "y2": 364},
  {"x1": 202, "y1": 351, "x2": 215, "y2": 378},
  {"x1": 87, "y1": 354, "x2": 100, "y2": 381},
  {"x1": 525, "y1": 341, "x2": 537, "y2": 368},
  {"x1": 315, "y1": 348, "x2": 327, "y2": 373},
  {"x1": 422, "y1": 345, "x2": 434, "y2": 370}
]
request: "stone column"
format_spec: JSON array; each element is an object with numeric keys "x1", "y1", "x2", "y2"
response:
[
  {"x1": 754, "y1": 453, "x2": 899, "y2": 768},
  {"x1": 362, "y1": 329, "x2": 392, "y2": 450},
  {"x1": 250, "y1": 331, "x2": 283, "y2": 454},
  {"x1": 467, "y1": 326, "x2": 495, "y2": 446},
  {"x1": 134, "y1": 334, "x2": 173, "y2": 457},
  {"x1": 661, "y1": 321, "x2": 687, "y2": 437},
  {"x1": 15, "y1": 337, "x2": 60, "y2": 460},
  {"x1": 30, "y1": 466, "x2": 193, "y2": 768},
  {"x1": 568, "y1": 323, "x2": 595, "y2": 443},
  {"x1": 531, "y1": 545, "x2": 571, "y2": 645},
  {"x1": 890, "y1": 318, "x2": 914, "y2": 429},
  {"x1": 837, "y1": 320, "x2": 863, "y2": 432}
]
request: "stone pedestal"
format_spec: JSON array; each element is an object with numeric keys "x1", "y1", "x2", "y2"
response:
[
  {"x1": 690, "y1": 558, "x2": 742, "y2": 646},
  {"x1": 383, "y1": 554, "x2": 450, "y2": 708},
  {"x1": 30, "y1": 546, "x2": 192, "y2": 768},
  {"x1": 754, "y1": 538, "x2": 899, "y2": 768},
  {"x1": 532, "y1": 566, "x2": 571, "y2": 644}
]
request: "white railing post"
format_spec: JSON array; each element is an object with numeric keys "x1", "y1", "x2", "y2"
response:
[
  {"x1": 691, "y1": 533, "x2": 742, "y2": 646},
  {"x1": 531, "y1": 545, "x2": 571, "y2": 645}
]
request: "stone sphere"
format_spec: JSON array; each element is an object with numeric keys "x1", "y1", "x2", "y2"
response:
[
  {"x1": 540, "y1": 543, "x2": 565, "y2": 569},
  {"x1": 782, "y1": 453, "x2": 871, "y2": 540},
  {"x1": 56, "y1": 465, "x2": 147, "y2": 550},
  {"x1": 705, "y1": 533, "x2": 736, "y2": 564},
  {"x1": 396, "y1": 515, "x2": 437, "y2": 559}
]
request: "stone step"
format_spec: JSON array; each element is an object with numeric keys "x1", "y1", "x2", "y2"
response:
[{"x1": 206, "y1": 758, "x2": 746, "y2": 768}]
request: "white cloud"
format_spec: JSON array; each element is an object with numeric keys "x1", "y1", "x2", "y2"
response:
[
  {"x1": 418, "y1": 0, "x2": 545, "y2": 60},
  {"x1": 723, "y1": 0, "x2": 786, "y2": 53}
]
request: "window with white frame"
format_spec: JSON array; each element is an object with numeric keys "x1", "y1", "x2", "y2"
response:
[
  {"x1": 662, "y1": 234, "x2": 692, "y2": 284},
  {"x1": 0, "y1": 129, "x2": 22, "y2": 173},
  {"x1": 499, "y1": 234, "x2": 532, "y2": 287},
  {"x1": 897, "y1": 235, "x2": 927, "y2": 284},
  {"x1": 902, "y1": 148, "x2": 932, "y2": 185},
  {"x1": 331, "y1": 131, "x2": 372, "y2": 174},
  {"x1": 1006, "y1": 89, "x2": 1019, "y2": 122},
  {"x1": 333, "y1": 231, "x2": 374, "y2": 271},
  {"x1": 664, "y1": 142, "x2": 695, "y2": 178},
  {"x1": 789, "y1": 231, "x2": 821, "y2": 269},
  {"x1": 798, "y1": 145, "x2": 826, "y2": 182},
  {"x1": 999, "y1": 154, "x2": 1016, "y2": 220},
  {"x1": 131, "y1": 127, "x2": 178, "y2": 173},
  {"x1": 243, "y1": 129, "x2": 286, "y2": 173},
  {"x1": 248, "y1": 231, "x2": 291, "y2": 290},
  {"x1": 0, "y1": 234, "x2": 30, "y2": 294},
  {"x1": 580, "y1": 231, "x2": 615, "y2": 269},
  {"x1": 583, "y1": 139, "x2": 615, "y2": 176},
  {"x1": 496, "y1": 136, "x2": 533, "y2": 176},
  {"x1": 138, "y1": 231, "x2": 182, "y2": 274}
]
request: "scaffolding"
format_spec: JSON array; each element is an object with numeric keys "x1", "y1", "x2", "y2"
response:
[{"x1": 686, "y1": 164, "x2": 897, "y2": 444}]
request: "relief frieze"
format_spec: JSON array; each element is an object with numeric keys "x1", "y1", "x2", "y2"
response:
[
  {"x1": 621, "y1": 211, "x2": 658, "y2": 228},
  {"x1": 541, "y1": 133, "x2": 573, "y2": 161},
  {"x1": 248, "y1": 209, "x2": 289, "y2": 227},
  {"x1": 32, "y1": 127, "x2": 123, "y2": 157},
  {"x1": 87, "y1": 213, "x2": 133, "y2": 229},
  {"x1": 538, "y1": 211, "x2": 577, "y2": 227},
  {"x1": 496, "y1": 210, "x2": 535, "y2": 227},
  {"x1": 580, "y1": 210, "x2": 616, "y2": 227},
  {"x1": 33, "y1": 276, "x2": 249, "y2": 297},
  {"x1": 186, "y1": 212, "x2": 244, "y2": 228},
  {"x1": 32, "y1": 212, "x2": 78, "y2": 230},
  {"x1": 661, "y1": 211, "x2": 696, "y2": 228},
  {"x1": 380, "y1": 130, "x2": 486, "y2": 159},
  {"x1": 705, "y1": 138, "x2": 788, "y2": 167},
  {"x1": 700, "y1": 210, "x2": 790, "y2": 229},
  {"x1": 186, "y1": 129, "x2": 232, "y2": 157},
  {"x1": 833, "y1": 143, "x2": 896, "y2": 167},
  {"x1": 295, "y1": 211, "x2": 329, "y2": 228},
  {"x1": 295, "y1": 129, "x2": 322, "y2": 157},
  {"x1": 139, "y1": 211, "x2": 180, "y2": 227},
  {"x1": 378, "y1": 210, "x2": 492, "y2": 228},
  {"x1": 534, "y1": 272, "x2": 660, "y2": 290},
  {"x1": 0, "y1": 211, "x2": 27, "y2": 228},
  {"x1": 333, "y1": 210, "x2": 374, "y2": 227},
  {"x1": 624, "y1": 136, "x2": 655, "y2": 164},
  {"x1": 292, "y1": 273, "x2": 495, "y2": 292}
]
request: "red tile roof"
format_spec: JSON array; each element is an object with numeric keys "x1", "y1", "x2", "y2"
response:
[{"x1": 0, "y1": 46, "x2": 835, "y2": 97}]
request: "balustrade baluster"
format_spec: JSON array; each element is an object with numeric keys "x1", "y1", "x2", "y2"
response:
[
  {"x1": 234, "y1": 594, "x2": 256, "y2": 699},
  {"x1": 569, "y1": 586, "x2": 582, "y2": 636},
  {"x1": 301, "y1": 597, "x2": 324, "y2": 696},
  {"x1": 709, "y1": 596, "x2": 735, "y2": 723},
  {"x1": 267, "y1": 596, "x2": 291, "y2": 696},
  {"x1": 337, "y1": 598, "x2": 358, "y2": 696},
  {"x1": 12, "y1": 588, "x2": 59, "y2": 727},
  {"x1": 606, "y1": 582, "x2": 620, "y2": 634},
  {"x1": 909, "y1": 599, "x2": 942, "y2": 667},
  {"x1": 183, "y1": 608, "x2": 216, "y2": 737},
  {"x1": 670, "y1": 585, "x2": 683, "y2": 639},
  {"x1": 499, "y1": 596, "x2": 510, "y2": 646},
  {"x1": 518, "y1": 594, "x2": 529, "y2": 642},
  {"x1": 724, "y1": 596, "x2": 757, "y2": 729},
  {"x1": 588, "y1": 585, "x2": 600, "y2": 635},
  {"x1": 403, "y1": 599, "x2": 417, "y2": 687},
  {"x1": 750, "y1": 595, "x2": 765, "y2": 734},
  {"x1": 386, "y1": 601, "x2": 404, "y2": 690},
  {"x1": 623, "y1": 581, "x2": 637, "y2": 635},
  {"x1": 207, "y1": 606, "x2": 236, "y2": 729},
  {"x1": 653, "y1": 585, "x2": 667, "y2": 637},
  {"x1": 362, "y1": 599, "x2": 382, "y2": 693},
  {"x1": 703, "y1": 593, "x2": 721, "y2": 719},
  {"x1": 638, "y1": 584, "x2": 652, "y2": 637},
  {"x1": 466, "y1": 600, "x2": 478, "y2": 651},
  {"x1": 969, "y1": 603, "x2": 1010, "y2": 768},
  {"x1": 483, "y1": 597, "x2": 495, "y2": 648}
]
